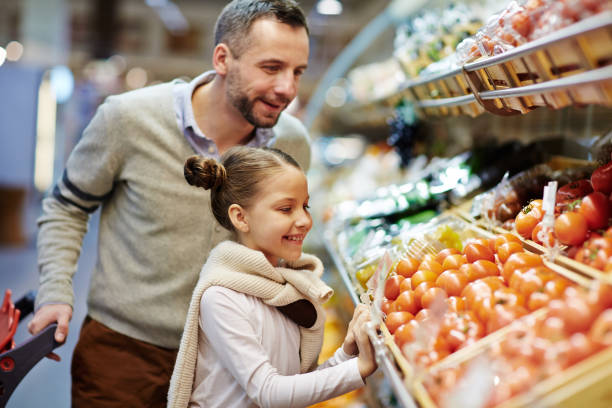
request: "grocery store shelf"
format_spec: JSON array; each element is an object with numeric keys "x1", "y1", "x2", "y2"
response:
[
  {"x1": 415, "y1": 93, "x2": 476, "y2": 108},
  {"x1": 322, "y1": 230, "x2": 418, "y2": 408},
  {"x1": 478, "y1": 65, "x2": 612, "y2": 100}
]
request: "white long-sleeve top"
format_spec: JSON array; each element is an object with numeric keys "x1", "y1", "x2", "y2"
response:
[{"x1": 190, "y1": 286, "x2": 364, "y2": 408}]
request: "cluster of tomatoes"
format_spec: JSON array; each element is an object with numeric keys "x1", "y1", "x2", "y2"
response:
[
  {"x1": 425, "y1": 281, "x2": 612, "y2": 407},
  {"x1": 513, "y1": 159, "x2": 612, "y2": 271},
  {"x1": 381, "y1": 232, "x2": 576, "y2": 367}
]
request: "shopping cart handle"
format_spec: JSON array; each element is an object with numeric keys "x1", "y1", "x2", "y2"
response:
[{"x1": 0, "y1": 324, "x2": 61, "y2": 407}]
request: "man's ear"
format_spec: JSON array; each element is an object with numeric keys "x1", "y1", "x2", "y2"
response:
[
  {"x1": 228, "y1": 204, "x2": 249, "y2": 233},
  {"x1": 213, "y1": 43, "x2": 231, "y2": 76}
]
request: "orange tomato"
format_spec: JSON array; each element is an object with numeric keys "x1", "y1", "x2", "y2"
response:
[
  {"x1": 445, "y1": 296, "x2": 467, "y2": 313},
  {"x1": 494, "y1": 233, "x2": 522, "y2": 253},
  {"x1": 515, "y1": 203, "x2": 543, "y2": 239},
  {"x1": 411, "y1": 269, "x2": 438, "y2": 289},
  {"x1": 464, "y1": 243, "x2": 495, "y2": 263},
  {"x1": 436, "y1": 269, "x2": 469, "y2": 297},
  {"x1": 396, "y1": 256, "x2": 420, "y2": 278},
  {"x1": 555, "y1": 212, "x2": 588, "y2": 246},
  {"x1": 442, "y1": 254, "x2": 467, "y2": 270},
  {"x1": 531, "y1": 222, "x2": 556, "y2": 246},
  {"x1": 421, "y1": 287, "x2": 448, "y2": 309},
  {"x1": 384, "y1": 274, "x2": 405, "y2": 301},
  {"x1": 413, "y1": 281, "x2": 435, "y2": 309},
  {"x1": 418, "y1": 259, "x2": 444, "y2": 277},
  {"x1": 497, "y1": 241, "x2": 524, "y2": 264},
  {"x1": 394, "y1": 319, "x2": 419, "y2": 348},
  {"x1": 435, "y1": 248, "x2": 461, "y2": 265},
  {"x1": 527, "y1": 291, "x2": 551, "y2": 311},
  {"x1": 393, "y1": 290, "x2": 418, "y2": 315},
  {"x1": 385, "y1": 311, "x2": 414, "y2": 334},
  {"x1": 470, "y1": 260, "x2": 500, "y2": 281},
  {"x1": 503, "y1": 252, "x2": 543, "y2": 282}
]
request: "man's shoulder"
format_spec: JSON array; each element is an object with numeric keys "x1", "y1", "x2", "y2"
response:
[{"x1": 274, "y1": 112, "x2": 309, "y2": 141}]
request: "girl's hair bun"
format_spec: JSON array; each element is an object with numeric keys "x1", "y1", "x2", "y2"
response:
[{"x1": 184, "y1": 155, "x2": 226, "y2": 190}]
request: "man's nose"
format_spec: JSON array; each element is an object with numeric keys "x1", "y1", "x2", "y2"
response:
[{"x1": 274, "y1": 71, "x2": 297, "y2": 100}]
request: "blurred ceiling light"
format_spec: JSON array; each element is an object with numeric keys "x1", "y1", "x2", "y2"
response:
[
  {"x1": 325, "y1": 85, "x2": 347, "y2": 108},
  {"x1": 50, "y1": 65, "x2": 74, "y2": 104},
  {"x1": 6, "y1": 41, "x2": 24, "y2": 61},
  {"x1": 126, "y1": 67, "x2": 148, "y2": 89},
  {"x1": 316, "y1": 0, "x2": 343, "y2": 15},
  {"x1": 0, "y1": 47, "x2": 6, "y2": 66},
  {"x1": 146, "y1": 0, "x2": 189, "y2": 35},
  {"x1": 35, "y1": 76, "x2": 57, "y2": 193}
]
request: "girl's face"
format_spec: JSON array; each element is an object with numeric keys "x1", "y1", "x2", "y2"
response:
[{"x1": 238, "y1": 165, "x2": 312, "y2": 266}]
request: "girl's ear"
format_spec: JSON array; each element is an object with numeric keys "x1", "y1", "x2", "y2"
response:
[
  {"x1": 228, "y1": 204, "x2": 249, "y2": 233},
  {"x1": 213, "y1": 43, "x2": 231, "y2": 76}
]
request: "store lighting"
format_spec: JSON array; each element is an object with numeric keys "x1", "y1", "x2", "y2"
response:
[
  {"x1": 34, "y1": 76, "x2": 57, "y2": 193},
  {"x1": 50, "y1": 65, "x2": 74, "y2": 104},
  {"x1": 0, "y1": 47, "x2": 6, "y2": 67},
  {"x1": 6, "y1": 41, "x2": 24, "y2": 62},
  {"x1": 316, "y1": 0, "x2": 343, "y2": 15}
]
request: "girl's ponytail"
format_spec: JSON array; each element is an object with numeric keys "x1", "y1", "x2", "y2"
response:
[{"x1": 184, "y1": 156, "x2": 227, "y2": 191}]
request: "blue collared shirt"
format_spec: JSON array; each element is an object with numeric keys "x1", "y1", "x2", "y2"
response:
[{"x1": 172, "y1": 71, "x2": 275, "y2": 158}]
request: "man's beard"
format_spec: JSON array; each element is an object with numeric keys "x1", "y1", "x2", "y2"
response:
[{"x1": 226, "y1": 69, "x2": 288, "y2": 128}]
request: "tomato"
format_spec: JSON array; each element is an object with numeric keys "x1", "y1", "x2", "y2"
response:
[
  {"x1": 494, "y1": 233, "x2": 522, "y2": 252},
  {"x1": 486, "y1": 304, "x2": 527, "y2": 334},
  {"x1": 394, "y1": 319, "x2": 419, "y2": 348},
  {"x1": 555, "y1": 212, "x2": 588, "y2": 246},
  {"x1": 464, "y1": 243, "x2": 495, "y2": 263},
  {"x1": 527, "y1": 291, "x2": 551, "y2": 311},
  {"x1": 531, "y1": 222, "x2": 556, "y2": 247},
  {"x1": 421, "y1": 287, "x2": 448, "y2": 309},
  {"x1": 566, "y1": 332, "x2": 598, "y2": 367},
  {"x1": 493, "y1": 287, "x2": 526, "y2": 308},
  {"x1": 411, "y1": 269, "x2": 438, "y2": 289},
  {"x1": 396, "y1": 256, "x2": 420, "y2": 278},
  {"x1": 587, "y1": 281, "x2": 612, "y2": 310},
  {"x1": 418, "y1": 259, "x2": 444, "y2": 277},
  {"x1": 470, "y1": 260, "x2": 500, "y2": 281},
  {"x1": 385, "y1": 311, "x2": 414, "y2": 334},
  {"x1": 515, "y1": 271, "x2": 543, "y2": 299},
  {"x1": 497, "y1": 241, "x2": 524, "y2": 264},
  {"x1": 413, "y1": 282, "x2": 435, "y2": 309},
  {"x1": 539, "y1": 316, "x2": 566, "y2": 341},
  {"x1": 393, "y1": 290, "x2": 419, "y2": 315},
  {"x1": 442, "y1": 254, "x2": 467, "y2": 271},
  {"x1": 503, "y1": 252, "x2": 543, "y2": 282},
  {"x1": 588, "y1": 308, "x2": 612, "y2": 347},
  {"x1": 515, "y1": 205, "x2": 542, "y2": 239},
  {"x1": 579, "y1": 192, "x2": 610, "y2": 230},
  {"x1": 446, "y1": 328, "x2": 467, "y2": 352},
  {"x1": 436, "y1": 270, "x2": 469, "y2": 297},
  {"x1": 591, "y1": 161, "x2": 612, "y2": 195},
  {"x1": 399, "y1": 277, "x2": 412, "y2": 293},
  {"x1": 384, "y1": 275, "x2": 405, "y2": 301},
  {"x1": 445, "y1": 296, "x2": 467, "y2": 313},
  {"x1": 415, "y1": 308, "x2": 432, "y2": 321},
  {"x1": 562, "y1": 295, "x2": 599, "y2": 334},
  {"x1": 480, "y1": 276, "x2": 506, "y2": 291},
  {"x1": 381, "y1": 298, "x2": 393, "y2": 315},
  {"x1": 462, "y1": 280, "x2": 493, "y2": 309},
  {"x1": 511, "y1": 10, "x2": 531, "y2": 37},
  {"x1": 544, "y1": 278, "x2": 570, "y2": 299},
  {"x1": 435, "y1": 248, "x2": 461, "y2": 265},
  {"x1": 556, "y1": 179, "x2": 593, "y2": 202}
]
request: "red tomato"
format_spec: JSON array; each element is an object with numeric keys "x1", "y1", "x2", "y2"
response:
[
  {"x1": 591, "y1": 161, "x2": 612, "y2": 195},
  {"x1": 421, "y1": 287, "x2": 448, "y2": 309},
  {"x1": 393, "y1": 290, "x2": 418, "y2": 315},
  {"x1": 381, "y1": 298, "x2": 393, "y2": 315},
  {"x1": 396, "y1": 257, "x2": 420, "y2": 278},
  {"x1": 562, "y1": 295, "x2": 599, "y2": 334},
  {"x1": 385, "y1": 311, "x2": 414, "y2": 334},
  {"x1": 566, "y1": 332, "x2": 598, "y2": 367},
  {"x1": 464, "y1": 243, "x2": 495, "y2": 263},
  {"x1": 384, "y1": 275, "x2": 405, "y2": 301},
  {"x1": 436, "y1": 270, "x2": 469, "y2": 297},
  {"x1": 435, "y1": 248, "x2": 461, "y2": 265},
  {"x1": 394, "y1": 319, "x2": 419, "y2": 348},
  {"x1": 497, "y1": 241, "x2": 524, "y2": 264},
  {"x1": 557, "y1": 179, "x2": 593, "y2": 202},
  {"x1": 579, "y1": 192, "x2": 610, "y2": 230},
  {"x1": 555, "y1": 212, "x2": 588, "y2": 246}
]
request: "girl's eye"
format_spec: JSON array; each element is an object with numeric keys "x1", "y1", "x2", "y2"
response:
[
  {"x1": 279, "y1": 207, "x2": 291, "y2": 213},
  {"x1": 264, "y1": 66, "x2": 280, "y2": 73}
]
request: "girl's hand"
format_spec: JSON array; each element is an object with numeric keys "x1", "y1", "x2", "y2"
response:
[
  {"x1": 342, "y1": 304, "x2": 369, "y2": 356},
  {"x1": 353, "y1": 311, "x2": 377, "y2": 379}
]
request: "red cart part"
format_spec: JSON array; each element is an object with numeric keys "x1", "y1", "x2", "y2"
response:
[
  {"x1": 0, "y1": 290, "x2": 20, "y2": 353},
  {"x1": 0, "y1": 324, "x2": 59, "y2": 407},
  {"x1": 0, "y1": 290, "x2": 61, "y2": 407}
]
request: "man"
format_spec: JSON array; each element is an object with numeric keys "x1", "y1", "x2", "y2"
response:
[{"x1": 28, "y1": 1, "x2": 311, "y2": 406}]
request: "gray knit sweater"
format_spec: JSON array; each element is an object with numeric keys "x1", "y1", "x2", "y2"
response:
[{"x1": 36, "y1": 81, "x2": 311, "y2": 348}]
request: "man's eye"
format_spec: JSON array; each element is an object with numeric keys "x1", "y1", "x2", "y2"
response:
[{"x1": 303, "y1": 204, "x2": 310, "y2": 210}]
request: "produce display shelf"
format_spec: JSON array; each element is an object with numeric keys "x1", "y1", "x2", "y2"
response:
[
  {"x1": 321, "y1": 231, "x2": 418, "y2": 408},
  {"x1": 376, "y1": 11, "x2": 612, "y2": 117}
]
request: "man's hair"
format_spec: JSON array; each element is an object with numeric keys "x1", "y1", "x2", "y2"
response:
[{"x1": 214, "y1": 0, "x2": 309, "y2": 57}]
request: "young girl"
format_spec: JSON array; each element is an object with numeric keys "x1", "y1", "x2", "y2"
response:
[{"x1": 168, "y1": 147, "x2": 377, "y2": 408}]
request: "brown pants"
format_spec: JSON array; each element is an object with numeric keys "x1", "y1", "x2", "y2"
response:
[{"x1": 71, "y1": 316, "x2": 178, "y2": 408}]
